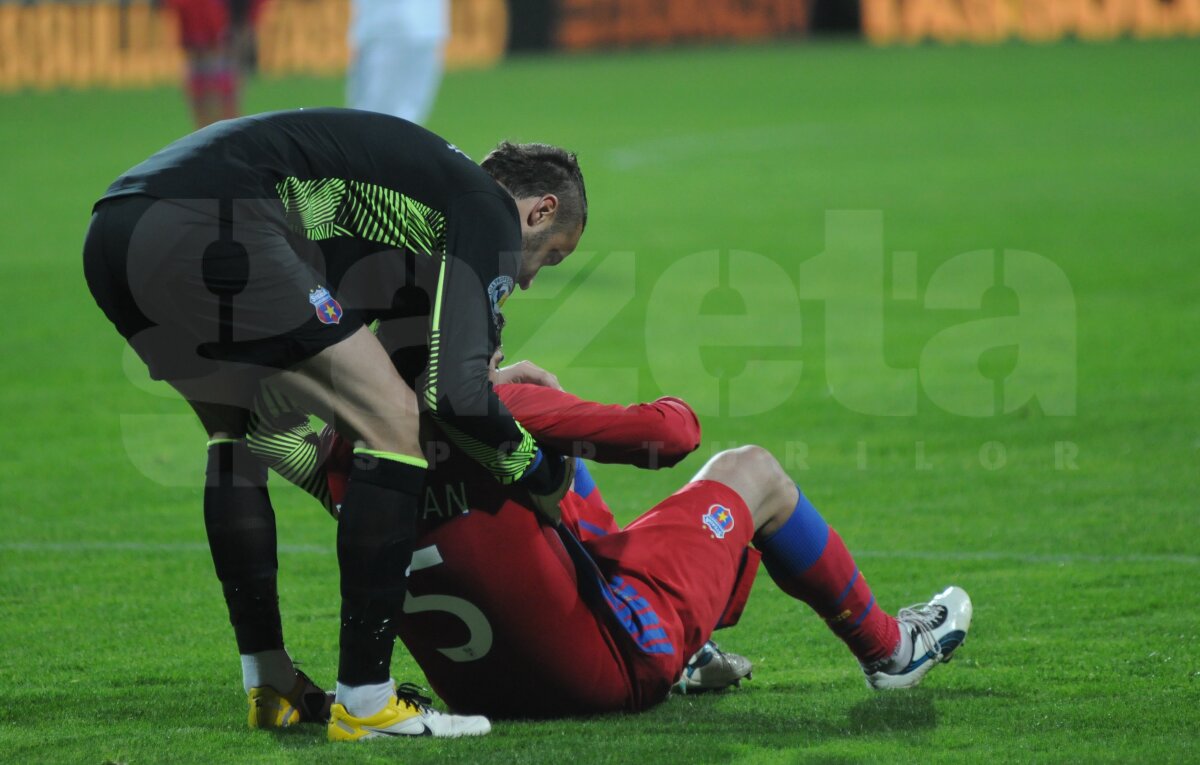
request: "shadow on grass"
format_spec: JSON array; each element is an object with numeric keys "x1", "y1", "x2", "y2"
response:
[
  {"x1": 247, "y1": 693, "x2": 942, "y2": 764},
  {"x1": 846, "y1": 693, "x2": 937, "y2": 734},
  {"x1": 38, "y1": 682, "x2": 996, "y2": 765}
]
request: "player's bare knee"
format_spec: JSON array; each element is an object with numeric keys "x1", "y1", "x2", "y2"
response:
[
  {"x1": 733, "y1": 445, "x2": 786, "y2": 484},
  {"x1": 188, "y1": 400, "x2": 250, "y2": 439},
  {"x1": 739, "y1": 446, "x2": 795, "y2": 532},
  {"x1": 696, "y1": 445, "x2": 785, "y2": 515},
  {"x1": 702, "y1": 445, "x2": 760, "y2": 479},
  {"x1": 271, "y1": 349, "x2": 422, "y2": 455},
  {"x1": 706, "y1": 445, "x2": 795, "y2": 536},
  {"x1": 336, "y1": 404, "x2": 422, "y2": 456}
]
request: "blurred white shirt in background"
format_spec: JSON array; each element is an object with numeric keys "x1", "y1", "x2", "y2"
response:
[{"x1": 348, "y1": 0, "x2": 450, "y2": 124}]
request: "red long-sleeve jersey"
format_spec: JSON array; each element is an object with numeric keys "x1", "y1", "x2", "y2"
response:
[
  {"x1": 327, "y1": 382, "x2": 701, "y2": 518},
  {"x1": 494, "y1": 384, "x2": 700, "y2": 469}
]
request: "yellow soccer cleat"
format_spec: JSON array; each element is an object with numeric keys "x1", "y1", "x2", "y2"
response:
[
  {"x1": 247, "y1": 669, "x2": 333, "y2": 729},
  {"x1": 328, "y1": 683, "x2": 491, "y2": 742}
]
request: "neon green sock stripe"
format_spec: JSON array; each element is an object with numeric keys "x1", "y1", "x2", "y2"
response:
[
  {"x1": 206, "y1": 437, "x2": 241, "y2": 447},
  {"x1": 352, "y1": 448, "x2": 428, "y2": 469}
]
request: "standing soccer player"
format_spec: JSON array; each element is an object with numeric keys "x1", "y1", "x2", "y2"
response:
[{"x1": 82, "y1": 109, "x2": 586, "y2": 741}]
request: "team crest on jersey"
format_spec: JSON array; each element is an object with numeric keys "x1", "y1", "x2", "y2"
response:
[
  {"x1": 309, "y1": 286, "x2": 343, "y2": 325},
  {"x1": 487, "y1": 276, "x2": 513, "y2": 327},
  {"x1": 702, "y1": 504, "x2": 735, "y2": 539}
]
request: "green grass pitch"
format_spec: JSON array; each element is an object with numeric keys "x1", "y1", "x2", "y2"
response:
[{"x1": 1, "y1": 38, "x2": 1198, "y2": 763}]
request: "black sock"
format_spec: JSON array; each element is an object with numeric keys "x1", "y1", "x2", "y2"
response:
[
  {"x1": 204, "y1": 440, "x2": 284, "y2": 654},
  {"x1": 336, "y1": 454, "x2": 425, "y2": 686}
]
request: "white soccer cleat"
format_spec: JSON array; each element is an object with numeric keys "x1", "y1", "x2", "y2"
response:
[
  {"x1": 674, "y1": 640, "x2": 753, "y2": 694},
  {"x1": 328, "y1": 683, "x2": 491, "y2": 741},
  {"x1": 864, "y1": 585, "x2": 972, "y2": 690}
]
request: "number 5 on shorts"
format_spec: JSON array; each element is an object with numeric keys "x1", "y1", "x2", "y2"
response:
[{"x1": 404, "y1": 545, "x2": 494, "y2": 662}]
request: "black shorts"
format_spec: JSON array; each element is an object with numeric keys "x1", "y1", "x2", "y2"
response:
[{"x1": 83, "y1": 194, "x2": 361, "y2": 382}]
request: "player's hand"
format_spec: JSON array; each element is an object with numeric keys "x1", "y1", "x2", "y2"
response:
[
  {"x1": 494, "y1": 360, "x2": 562, "y2": 390},
  {"x1": 521, "y1": 449, "x2": 574, "y2": 525}
]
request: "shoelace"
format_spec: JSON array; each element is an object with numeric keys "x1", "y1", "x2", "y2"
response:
[
  {"x1": 394, "y1": 682, "x2": 435, "y2": 714},
  {"x1": 896, "y1": 603, "x2": 946, "y2": 664}
]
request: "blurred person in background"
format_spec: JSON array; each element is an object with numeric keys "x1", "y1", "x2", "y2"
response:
[
  {"x1": 228, "y1": 0, "x2": 267, "y2": 78},
  {"x1": 347, "y1": 0, "x2": 449, "y2": 124},
  {"x1": 165, "y1": 0, "x2": 268, "y2": 128}
]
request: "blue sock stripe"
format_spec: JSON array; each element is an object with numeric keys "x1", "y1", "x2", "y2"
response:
[
  {"x1": 847, "y1": 596, "x2": 876, "y2": 630},
  {"x1": 757, "y1": 485, "x2": 830, "y2": 576},
  {"x1": 833, "y1": 569, "x2": 860, "y2": 608}
]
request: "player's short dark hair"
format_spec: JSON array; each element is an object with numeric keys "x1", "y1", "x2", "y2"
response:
[{"x1": 481, "y1": 141, "x2": 588, "y2": 232}]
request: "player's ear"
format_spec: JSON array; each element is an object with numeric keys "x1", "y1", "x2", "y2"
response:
[{"x1": 527, "y1": 194, "x2": 558, "y2": 227}]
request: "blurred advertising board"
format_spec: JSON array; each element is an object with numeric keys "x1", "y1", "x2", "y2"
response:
[
  {"x1": 4, "y1": 0, "x2": 1195, "y2": 91},
  {"x1": 549, "y1": 0, "x2": 812, "y2": 50},
  {"x1": 510, "y1": 0, "x2": 1198, "y2": 47},
  {"x1": 863, "y1": 0, "x2": 1200, "y2": 43},
  {"x1": 0, "y1": 0, "x2": 507, "y2": 91}
]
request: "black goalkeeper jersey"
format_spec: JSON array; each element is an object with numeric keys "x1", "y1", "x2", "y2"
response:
[{"x1": 100, "y1": 108, "x2": 537, "y2": 485}]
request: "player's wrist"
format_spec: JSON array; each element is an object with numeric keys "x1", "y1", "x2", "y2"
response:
[
  {"x1": 520, "y1": 447, "x2": 566, "y2": 496},
  {"x1": 520, "y1": 447, "x2": 573, "y2": 526}
]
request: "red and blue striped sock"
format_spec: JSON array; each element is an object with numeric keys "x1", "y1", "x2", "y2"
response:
[{"x1": 754, "y1": 487, "x2": 900, "y2": 664}]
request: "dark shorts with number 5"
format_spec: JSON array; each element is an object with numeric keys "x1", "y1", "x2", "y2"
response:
[{"x1": 84, "y1": 194, "x2": 360, "y2": 382}]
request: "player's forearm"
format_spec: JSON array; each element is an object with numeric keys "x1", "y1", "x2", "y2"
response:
[
  {"x1": 426, "y1": 376, "x2": 540, "y2": 485},
  {"x1": 495, "y1": 384, "x2": 702, "y2": 469}
]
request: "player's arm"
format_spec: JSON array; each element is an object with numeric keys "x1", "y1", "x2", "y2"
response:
[
  {"x1": 423, "y1": 191, "x2": 561, "y2": 490},
  {"x1": 494, "y1": 383, "x2": 701, "y2": 469}
]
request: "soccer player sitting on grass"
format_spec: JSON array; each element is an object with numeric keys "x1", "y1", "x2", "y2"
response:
[{"x1": 246, "y1": 350, "x2": 973, "y2": 724}]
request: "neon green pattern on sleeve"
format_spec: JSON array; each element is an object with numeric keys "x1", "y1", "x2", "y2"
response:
[
  {"x1": 423, "y1": 254, "x2": 537, "y2": 484},
  {"x1": 422, "y1": 254, "x2": 448, "y2": 413},
  {"x1": 436, "y1": 417, "x2": 537, "y2": 485},
  {"x1": 276, "y1": 177, "x2": 446, "y2": 253}
]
